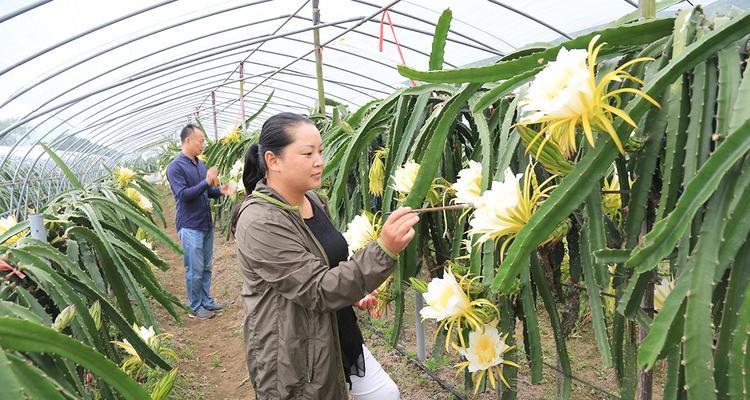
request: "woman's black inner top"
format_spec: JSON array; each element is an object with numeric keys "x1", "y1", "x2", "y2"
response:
[{"x1": 303, "y1": 194, "x2": 365, "y2": 384}]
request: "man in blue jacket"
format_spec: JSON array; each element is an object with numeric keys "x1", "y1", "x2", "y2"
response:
[{"x1": 167, "y1": 124, "x2": 236, "y2": 319}]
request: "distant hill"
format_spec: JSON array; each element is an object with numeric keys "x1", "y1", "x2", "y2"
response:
[
  {"x1": 0, "y1": 118, "x2": 120, "y2": 158},
  {"x1": 0, "y1": 118, "x2": 29, "y2": 146}
]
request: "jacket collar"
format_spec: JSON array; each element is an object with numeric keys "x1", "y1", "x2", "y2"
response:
[
  {"x1": 248, "y1": 180, "x2": 333, "y2": 266},
  {"x1": 252, "y1": 180, "x2": 300, "y2": 212},
  {"x1": 251, "y1": 180, "x2": 329, "y2": 216}
]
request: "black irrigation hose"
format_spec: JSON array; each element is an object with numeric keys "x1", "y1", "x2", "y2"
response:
[
  {"x1": 561, "y1": 282, "x2": 659, "y2": 313},
  {"x1": 562, "y1": 281, "x2": 618, "y2": 299},
  {"x1": 360, "y1": 302, "x2": 621, "y2": 399},
  {"x1": 525, "y1": 358, "x2": 620, "y2": 399},
  {"x1": 363, "y1": 315, "x2": 621, "y2": 399},
  {"x1": 562, "y1": 281, "x2": 658, "y2": 313},
  {"x1": 359, "y1": 318, "x2": 468, "y2": 400}
]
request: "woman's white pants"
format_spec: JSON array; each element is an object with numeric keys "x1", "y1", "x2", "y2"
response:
[{"x1": 349, "y1": 345, "x2": 400, "y2": 400}]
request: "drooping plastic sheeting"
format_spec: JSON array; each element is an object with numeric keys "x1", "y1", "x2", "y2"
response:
[{"x1": 0, "y1": 0, "x2": 740, "y2": 214}]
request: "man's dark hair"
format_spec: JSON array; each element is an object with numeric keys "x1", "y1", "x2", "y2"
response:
[{"x1": 180, "y1": 124, "x2": 201, "y2": 143}]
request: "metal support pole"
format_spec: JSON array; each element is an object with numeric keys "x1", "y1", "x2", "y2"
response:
[
  {"x1": 211, "y1": 91, "x2": 218, "y2": 140},
  {"x1": 28, "y1": 213, "x2": 47, "y2": 242},
  {"x1": 312, "y1": 0, "x2": 326, "y2": 114},
  {"x1": 415, "y1": 290, "x2": 426, "y2": 361},
  {"x1": 638, "y1": 277, "x2": 654, "y2": 400},
  {"x1": 639, "y1": 0, "x2": 656, "y2": 19},
  {"x1": 239, "y1": 62, "x2": 246, "y2": 132},
  {"x1": 0, "y1": 0, "x2": 52, "y2": 25},
  {"x1": 638, "y1": 222, "x2": 654, "y2": 400}
]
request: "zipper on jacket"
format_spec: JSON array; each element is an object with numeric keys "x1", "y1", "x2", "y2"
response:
[
  {"x1": 254, "y1": 189, "x2": 344, "y2": 388},
  {"x1": 296, "y1": 210, "x2": 330, "y2": 266},
  {"x1": 296, "y1": 210, "x2": 329, "y2": 386},
  {"x1": 257, "y1": 191, "x2": 344, "y2": 389},
  {"x1": 330, "y1": 308, "x2": 349, "y2": 390},
  {"x1": 303, "y1": 308, "x2": 313, "y2": 383},
  {"x1": 295, "y1": 210, "x2": 349, "y2": 389}
]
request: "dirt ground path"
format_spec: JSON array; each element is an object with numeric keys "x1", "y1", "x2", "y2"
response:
[{"x1": 152, "y1": 194, "x2": 252, "y2": 399}]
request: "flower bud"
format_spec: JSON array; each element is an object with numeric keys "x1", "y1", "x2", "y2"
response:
[
  {"x1": 477, "y1": 304, "x2": 499, "y2": 325},
  {"x1": 409, "y1": 277, "x2": 428, "y2": 294},
  {"x1": 517, "y1": 125, "x2": 574, "y2": 176},
  {"x1": 151, "y1": 369, "x2": 178, "y2": 400},
  {"x1": 541, "y1": 218, "x2": 571, "y2": 246},
  {"x1": 462, "y1": 278, "x2": 485, "y2": 296},
  {"x1": 624, "y1": 134, "x2": 647, "y2": 153},
  {"x1": 89, "y1": 300, "x2": 102, "y2": 331},
  {"x1": 150, "y1": 334, "x2": 161, "y2": 351},
  {"x1": 368, "y1": 148, "x2": 388, "y2": 197},
  {"x1": 341, "y1": 122, "x2": 354, "y2": 135},
  {"x1": 52, "y1": 304, "x2": 76, "y2": 332},
  {"x1": 449, "y1": 262, "x2": 469, "y2": 276},
  {"x1": 373, "y1": 274, "x2": 397, "y2": 317},
  {"x1": 376, "y1": 289, "x2": 397, "y2": 302}
]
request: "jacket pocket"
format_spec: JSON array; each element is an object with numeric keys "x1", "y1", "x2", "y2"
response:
[{"x1": 276, "y1": 300, "x2": 311, "y2": 388}]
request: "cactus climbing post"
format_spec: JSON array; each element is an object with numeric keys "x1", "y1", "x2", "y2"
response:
[
  {"x1": 415, "y1": 291, "x2": 426, "y2": 361},
  {"x1": 211, "y1": 91, "x2": 218, "y2": 141},
  {"x1": 27, "y1": 213, "x2": 46, "y2": 242},
  {"x1": 638, "y1": 223, "x2": 654, "y2": 400},
  {"x1": 240, "y1": 62, "x2": 246, "y2": 133},
  {"x1": 312, "y1": 0, "x2": 325, "y2": 114},
  {"x1": 639, "y1": 271, "x2": 655, "y2": 400}
]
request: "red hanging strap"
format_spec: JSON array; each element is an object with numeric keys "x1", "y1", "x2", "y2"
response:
[
  {"x1": 379, "y1": 10, "x2": 387, "y2": 52},
  {"x1": 0, "y1": 258, "x2": 25, "y2": 281},
  {"x1": 378, "y1": 9, "x2": 416, "y2": 86}
]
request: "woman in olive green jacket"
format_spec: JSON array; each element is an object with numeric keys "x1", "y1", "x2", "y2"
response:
[{"x1": 232, "y1": 113, "x2": 419, "y2": 399}]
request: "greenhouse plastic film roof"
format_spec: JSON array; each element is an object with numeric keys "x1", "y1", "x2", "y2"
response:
[{"x1": 0, "y1": 0, "x2": 736, "y2": 194}]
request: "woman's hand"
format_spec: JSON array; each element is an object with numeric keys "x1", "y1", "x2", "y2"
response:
[
  {"x1": 354, "y1": 291, "x2": 377, "y2": 310},
  {"x1": 379, "y1": 207, "x2": 419, "y2": 255},
  {"x1": 355, "y1": 291, "x2": 385, "y2": 319}
]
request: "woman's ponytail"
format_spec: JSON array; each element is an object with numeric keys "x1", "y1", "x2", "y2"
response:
[{"x1": 243, "y1": 143, "x2": 265, "y2": 194}]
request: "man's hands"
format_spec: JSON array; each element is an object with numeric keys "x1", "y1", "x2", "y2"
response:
[
  {"x1": 379, "y1": 207, "x2": 419, "y2": 255},
  {"x1": 206, "y1": 166, "x2": 236, "y2": 196},
  {"x1": 204, "y1": 165, "x2": 236, "y2": 196},
  {"x1": 220, "y1": 182, "x2": 237, "y2": 196},
  {"x1": 206, "y1": 166, "x2": 218, "y2": 185}
]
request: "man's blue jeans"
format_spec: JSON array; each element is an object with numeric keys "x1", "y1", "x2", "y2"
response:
[{"x1": 178, "y1": 228, "x2": 217, "y2": 312}]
